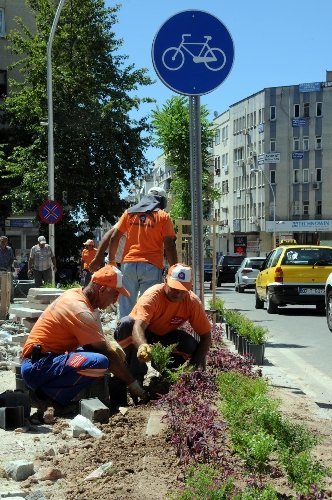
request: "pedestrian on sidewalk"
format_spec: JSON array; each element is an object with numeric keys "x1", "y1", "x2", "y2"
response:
[
  {"x1": 0, "y1": 235, "x2": 15, "y2": 302},
  {"x1": 21, "y1": 265, "x2": 146, "y2": 413},
  {"x1": 81, "y1": 239, "x2": 97, "y2": 287},
  {"x1": 28, "y1": 235, "x2": 56, "y2": 287},
  {"x1": 90, "y1": 187, "x2": 178, "y2": 318},
  {"x1": 114, "y1": 263, "x2": 212, "y2": 385}
]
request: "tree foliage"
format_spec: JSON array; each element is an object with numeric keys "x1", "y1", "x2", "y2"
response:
[
  {"x1": 0, "y1": 0, "x2": 154, "y2": 229},
  {"x1": 151, "y1": 95, "x2": 220, "y2": 221}
]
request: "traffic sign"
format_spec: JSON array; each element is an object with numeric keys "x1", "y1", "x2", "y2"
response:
[
  {"x1": 152, "y1": 10, "x2": 234, "y2": 96},
  {"x1": 39, "y1": 199, "x2": 63, "y2": 224}
]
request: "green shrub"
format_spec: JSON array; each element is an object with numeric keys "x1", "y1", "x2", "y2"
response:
[{"x1": 172, "y1": 464, "x2": 234, "y2": 499}]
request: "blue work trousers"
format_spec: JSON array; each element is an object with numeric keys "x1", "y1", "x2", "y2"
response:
[{"x1": 21, "y1": 350, "x2": 109, "y2": 405}]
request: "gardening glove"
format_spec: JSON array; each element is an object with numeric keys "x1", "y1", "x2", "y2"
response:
[
  {"x1": 128, "y1": 380, "x2": 148, "y2": 402},
  {"x1": 109, "y1": 340, "x2": 126, "y2": 363},
  {"x1": 137, "y1": 343, "x2": 152, "y2": 363}
]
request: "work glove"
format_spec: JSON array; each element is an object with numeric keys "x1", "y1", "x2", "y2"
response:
[
  {"x1": 137, "y1": 343, "x2": 152, "y2": 363},
  {"x1": 109, "y1": 340, "x2": 126, "y2": 363},
  {"x1": 127, "y1": 380, "x2": 148, "y2": 402}
]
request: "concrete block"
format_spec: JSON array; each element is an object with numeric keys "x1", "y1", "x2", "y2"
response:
[
  {"x1": 145, "y1": 410, "x2": 167, "y2": 437},
  {"x1": 0, "y1": 390, "x2": 31, "y2": 418},
  {"x1": 5, "y1": 460, "x2": 34, "y2": 481},
  {"x1": 79, "y1": 398, "x2": 110, "y2": 424},
  {"x1": 0, "y1": 407, "x2": 25, "y2": 430},
  {"x1": 9, "y1": 306, "x2": 42, "y2": 319}
]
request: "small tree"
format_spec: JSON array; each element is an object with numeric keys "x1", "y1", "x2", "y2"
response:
[{"x1": 151, "y1": 95, "x2": 220, "y2": 221}]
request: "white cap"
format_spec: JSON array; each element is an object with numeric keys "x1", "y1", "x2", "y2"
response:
[
  {"x1": 38, "y1": 236, "x2": 46, "y2": 243},
  {"x1": 148, "y1": 186, "x2": 166, "y2": 198}
]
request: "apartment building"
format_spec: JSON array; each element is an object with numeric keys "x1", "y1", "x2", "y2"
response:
[{"x1": 212, "y1": 71, "x2": 332, "y2": 256}]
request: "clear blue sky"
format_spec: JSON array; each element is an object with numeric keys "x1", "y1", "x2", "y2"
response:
[{"x1": 106, "y1": 0, "x2": 332, "y2": 163}]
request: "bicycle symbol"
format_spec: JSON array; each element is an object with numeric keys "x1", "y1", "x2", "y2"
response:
[{"x1": 162, "y1": 34, "x2": 226, "y2": 72}]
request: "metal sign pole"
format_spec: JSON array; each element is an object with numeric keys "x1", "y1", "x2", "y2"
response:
[{"x1": 189, "y1": 95, "x2": 204, "y2": 302}]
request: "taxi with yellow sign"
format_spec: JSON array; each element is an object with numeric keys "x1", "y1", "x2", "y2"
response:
[{"x1": 255, "y1": 240, "x2": 332, "y2": 314}]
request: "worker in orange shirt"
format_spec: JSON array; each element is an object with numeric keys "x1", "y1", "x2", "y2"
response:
[
  {"x1": 112, "y1": 263, "x2": 212, "y2": 400},
  {"x1": 81, "y1": 239, "x2": 97, "y2": 287},
  {"x1": 90, "y1": 187, "x2": 178, "y2": 317}
]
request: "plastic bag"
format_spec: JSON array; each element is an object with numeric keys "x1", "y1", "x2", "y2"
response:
[{"x1": 71, "y1": 414, "x2": 103, "y2": 438}]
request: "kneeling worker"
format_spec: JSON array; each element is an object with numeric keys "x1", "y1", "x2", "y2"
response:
[
  {"x1": 21, "y1": 266, "x2": 146, "y2": 409},
  {"x1": 114, "y1": 263, "x2": 212, "y2": 383}
]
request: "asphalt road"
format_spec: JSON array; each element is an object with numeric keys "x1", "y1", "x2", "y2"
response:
[{"x1": 204, "y1": 282, "x2": 332, "y2": 419}]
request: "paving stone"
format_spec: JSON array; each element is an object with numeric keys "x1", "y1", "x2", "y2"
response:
[{"x1": 5, "y1": 460, "x2": 34, "y2": 481}]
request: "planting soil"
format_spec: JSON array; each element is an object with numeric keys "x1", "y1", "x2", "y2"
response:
[{"x1": 1, "y1": 371, "x2": 332, "y2": 499}]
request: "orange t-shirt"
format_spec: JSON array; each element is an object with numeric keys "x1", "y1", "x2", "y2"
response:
[
  {"x1": 117, "y1": 209, "x2": 176, "y2": 269},
  {"x1": 22, "y1": 288, "x2": 104, "y2": 358},
  {"x1": 81, "y1": 247, "x2": 98, "y2": 270},
  {"x1": 130, "y1": 284, "x2": 211, "y2": 336}
]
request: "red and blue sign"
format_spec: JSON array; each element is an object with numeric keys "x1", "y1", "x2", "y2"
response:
[{"x1": 39, "y1": 199, "x2": 63, "y2": 224}]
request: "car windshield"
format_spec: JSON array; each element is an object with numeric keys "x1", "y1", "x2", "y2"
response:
[
  {"x1": 281, "y1": 248, "x2": 332, "y2": 266},
  {"x1": 247, "y1": 259, "x2": 265, "y2": 269},
  {"x1": 224, "y1": 256, "x2": 244, "y2": 265}
]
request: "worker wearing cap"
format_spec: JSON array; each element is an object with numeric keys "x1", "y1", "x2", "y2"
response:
[
  {"x1": 21, "y1": 266, "x2": 146, "y2": 411},
  {"x1": 28, "y1": 235, "x2": 56, "y2": 287},
  {"x1": 90, "y1": 186, "x2": 178, "y2": 318},
  {"x1": 113, "y1": 263, "x2": 212, "y2": 385},
  {"x1": 81, "y1": 239, "x2": 97, "y2": 287}
]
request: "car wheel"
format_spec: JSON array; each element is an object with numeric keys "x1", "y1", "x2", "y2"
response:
[
  {"x1": 255, "y1": 290, "x2": 264, "y2": 309},
  {"x1": 234, "y1": 281, "x2": 239, "y2": 292},
  {"x1": 266, "y1": 292, "x2": 278, "y2": 314},
  {"x1": 238, "y1": 285, "x2": 244, "y2": 293},
  {"x1": 327, "y1": 291, "x2": 332, "y2": 331}
]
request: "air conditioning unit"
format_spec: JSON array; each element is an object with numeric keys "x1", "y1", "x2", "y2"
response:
[{"x1": 312, "y1": 182, "x2": 320, "y2": 189}]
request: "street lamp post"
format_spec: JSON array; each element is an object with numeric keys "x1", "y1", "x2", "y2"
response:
[
  {"x1": 252, "y1": 161, "x2": 276, "y2": 248},
  {"x1": 46, "y1": 0, "x2": 66, "y2": 281}
]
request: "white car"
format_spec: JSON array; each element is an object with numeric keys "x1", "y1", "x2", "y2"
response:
[
  {"x1": 325, "y1": 272, "x2": 332, "y2": 331},
  {"x1": 234, "y1": 256, "x2": 265, "y2": 293}
]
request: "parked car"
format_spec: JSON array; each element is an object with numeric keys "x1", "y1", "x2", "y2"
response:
[
  {"x1": 255, "y1": 242, "x2": 332, "y2": 314},
  {"x1": 234, "y1": 256, "x2": 266, "y2": 293},
  {"x1": 217, "y1": 254, "x2": 245, "y2": 286},
  {"x1": 325, "y1": 272, "x2": 332, "y2": 331}
]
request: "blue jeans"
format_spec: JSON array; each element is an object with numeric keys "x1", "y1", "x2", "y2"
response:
[
  {"x1": 118, "y1": 262, "x2": 163, "y2": 318},
  {"x1": 21, "y1": 350, "x2": 109, "y2": 405}
]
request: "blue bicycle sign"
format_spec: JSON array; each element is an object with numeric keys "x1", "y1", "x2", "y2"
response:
[
  {"x1": 162, "y1": 34, "x2": 226, "y2": 72},
  {"x1": 152, "y1": 10, "x2": 234, "y2": 96}
]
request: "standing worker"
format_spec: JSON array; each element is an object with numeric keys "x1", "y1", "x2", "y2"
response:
[
  {"x1": 0, "y1": 235, "x2": 15, "y2": 303},
  {"x1": 81, "y1": 239, "x2": 97, "y2": 287},
  {"x1": 90, "y1": 187, "x2": 178, "y2": 317},
  {"x1": 28, "y1": 235, "x2": 56, "y2": 287},
  {"x1": 21, "y1": 265, "x2": 146, "y2": 416}
]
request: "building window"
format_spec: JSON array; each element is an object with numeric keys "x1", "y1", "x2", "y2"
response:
[
  {"x1": 0, "y1": 70, "x2": 7, "y2": 97},
  {"x1": 315, "y1": 136, "x2": 322, "y2": 150},
  {"x1": 214, "y1": 156, "x2": 220, "y2": 176},
  {"x1": 222, "y1": 152, "x2": 228, "y2": 167},
  {"x1": 303, "y1": 137, "x2": 309, "y2": 151},
  {"x1": 293, "y1": 170, "x2": 299, "y2": 183},
  {"x1": 303, "y1": 201, "x2": 309, "y2": 215},
  {"x1": 316, "y1": 168, "x2": 322, "y2": 182},
  {"x1": 303, "y1": 102, "x2": 310, "y2": 117},
  {"x1": 293, "y1": 201, "x2": 300, "y2": 215},
  {"x1": 270, "y1": 170, "x2": 276, "y2": 184},
  {"x1": 293, "y1": 138, "x2": 300, "y2": 151},
  {"x1": 270, "y1": 106, "x2": 276, "y2": 121},
  {"x1": 215, "y1": 128, "x2": 220, "y2": 145},
  {"x1": 294, "y1": 104, "x2": 300, "y2": 117},
  {"x1": 270, "y1": 139, "x2": 276, "y2": 152},
  {"x1": 316, "y1": 102, "x2": 322, "y2": 117},
  {"x1": 0, "y1": 8, "x2": 5, "y2": 37},
  {"x1": 303, "y1": 169, "x2": 309, "y2": 183},
  {"x1": 221, "y1": 124, "x2": 228, "y2": 141},
  {"x1": 316, "y1": 200, "x2": 322, "y2": 215}
]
